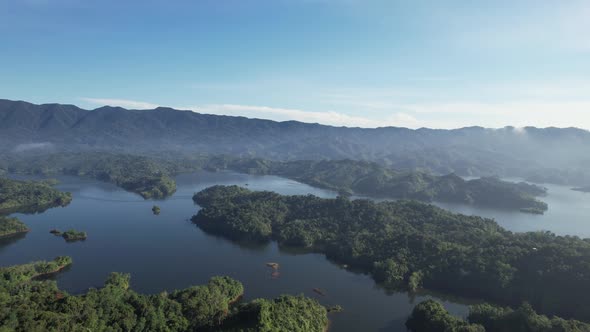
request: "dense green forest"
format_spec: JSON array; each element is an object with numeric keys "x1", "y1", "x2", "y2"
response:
[
  {"x1": 406, "y1": 300, "x2": 590, "y2": 332},
  {"x1": 0, "y1": 177, "x2": 72, "y2": 214},
  {"x1": 1, "y1": 153, "x2": 549, "y2": 211},
  {"x1": 192, "y1": 185, "x2": 590, "y2": 322},
  {"x1": 0, "y1": 216, "x2": 29, "y2": 238},
  {"x1": 0, "y1": 153, "x2": 177, "y2": 199},
  {"x1": 0, "y1": 258, "x2": 328, "y2": 332},
  {"x1": 200, "y1": 157, "x2": 549, "y2": 213}
]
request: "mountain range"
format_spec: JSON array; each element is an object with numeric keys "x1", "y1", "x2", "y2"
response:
[{"x1": 1, "y1": 99, "x2": 589, "y2": 184}]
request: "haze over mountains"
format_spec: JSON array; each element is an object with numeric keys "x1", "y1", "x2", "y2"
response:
[{"x1": 2, "y1": 99, "x2": 589, "y2": 185}]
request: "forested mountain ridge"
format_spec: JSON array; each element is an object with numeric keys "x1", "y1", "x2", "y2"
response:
[{"x1": 2, "y1": 99, "x2": 590, "y2": 185}]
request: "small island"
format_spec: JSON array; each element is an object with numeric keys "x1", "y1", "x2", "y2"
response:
[
  {"x1": 0, "y1": 216, "x2": 29, "y2": 238},
  {"x1": 327, "y1": 305, "x2": 343, "y2": 313},
  {"x1": 152, "y1": 205, "x2": 161, "y2": 215},
  {"x1": 51, "y1": 229, "x2": 87, "y2": 242}
]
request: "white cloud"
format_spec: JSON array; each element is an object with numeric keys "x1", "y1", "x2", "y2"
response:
[
  {"x1": 79, "y1": 97, "x2": 419, "y2": 128},
  {"x1": 80, "y1": 98, "x2": 160, "y2": 110},
  {"x1": 194, "y1": 104, "x2": 418, "y2": 128},
  {"x1": 78, "y1": 89, "x2": 590, "y2": 130}
]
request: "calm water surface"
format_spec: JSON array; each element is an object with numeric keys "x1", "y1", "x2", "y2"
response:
[
  {"x1": 435, "y1": 181, "x2": 590, "y2": 238},
  {"x1": 0, "y1": 171, "x2": 469, "y2": 332}
]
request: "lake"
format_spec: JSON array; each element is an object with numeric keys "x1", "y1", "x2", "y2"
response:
[
  {"x1": 435, "y1": 181, "x2": 590, "y2": 238},
  {"x1": 0, "y1": 171, "x2": 469, "y2": 332}
]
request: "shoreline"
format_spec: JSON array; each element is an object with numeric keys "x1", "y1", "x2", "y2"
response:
[{"x1": 0, "y1": 228, "x2": 30, "y2": 239}]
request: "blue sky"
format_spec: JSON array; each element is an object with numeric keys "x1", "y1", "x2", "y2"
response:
[{"x1": 1, "y1": 0, "x2": 589, "y2": 129}]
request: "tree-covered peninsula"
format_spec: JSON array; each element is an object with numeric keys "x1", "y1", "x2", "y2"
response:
[
  {"x1": 0, "y1": 216, "x2": 29, "y2": 238},
  {"x1": 0, "y1": 177, "x2": 72, "y2": 214},
  {"x1": 406, "y1": 300, "x2": 590, "y2": 332},
  {"x1": 202, "y1": 157, "x2": 549, "y2": 213},
  {"x1": 192, "y1": 185, "x2": 590, "y2": 322},
  {"x1": 0, "y1": 257, "x2": 328, "y2": 332},
  {"x1": 2, "y1": 153, "x2": 176, "y2": 199}
]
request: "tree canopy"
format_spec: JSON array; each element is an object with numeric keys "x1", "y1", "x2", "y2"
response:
[
  {"x1": 0, "y1": 258, "x2": 328, "y2": 332},
  {"x1": 193, "y1": 185, "x2": 590, "y2": 322},
  {"x1": 0, "y1": 177, "x2": 72, "y2": 214}
]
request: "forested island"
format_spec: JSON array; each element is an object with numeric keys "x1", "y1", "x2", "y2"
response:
[
  {"x1": 0, "y1": 257, "x2": 329, "y2": 332},
  {"x1": 406, "y1": 300, "x2": 590, "y2": 332},
  {"x1": 50, "y1": 229, "x2": 87, "y2": 242},
  {"x1": 0, "y1": 216, "x2": 29, "y2": 238},
  {"x1": 0, "y1": 177, "x2": 72, "y2": 214},
  {"x1": 201, "y1": 157, "x2": 549, "y2": 213},
  {"x1": 192, "y1": 185, "x2": 590, "y2": 323}
]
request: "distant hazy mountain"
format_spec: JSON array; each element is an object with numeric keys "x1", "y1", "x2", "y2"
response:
[{"x1": 1, "y1": 99, "x2": 589, "y2": 184}]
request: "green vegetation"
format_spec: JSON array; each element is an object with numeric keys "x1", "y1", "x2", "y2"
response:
[
  {"x1": 0, "y1": 258, "x2": 328, "y2": 332},
  {"x1": 406, "y1": 300, "x2": 590, "y2": 332},
  {"x1": 2, "y1": 153, "x2": 177, "y2": 199},
  {"x1": 221, "y1": 295, "x2": 329, "y2": 332},
  {"x1": 0, "y1": 177, "x2": 72, "y2": 214},
  {"x1": 152, "y1": 205, "x2": 161, "y2": 215},
  {"x1": 57, "y1": 229, "x2": 87, "y2": 242},
  {"x1": 192, "y1": 185, "x2": 590, "y2": 322},
  {"x1": 327, "y1": 305, "x2": 343, "y2": 313},
  {"x1": 202, "y1": 157, "x2": 549, "y2": 213},
  {"x1": 406, "y1": 300, "x2": 484, "y2": 331},
  {"x1": 0, "y1": 216, "x2": 29, "y2": 238},
  {"x1": 0, "y1": 257, "x2": 73, "y2": 285},
  {"x1": 2, "y1": 153, "x2": 549, "y2": 211}
]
